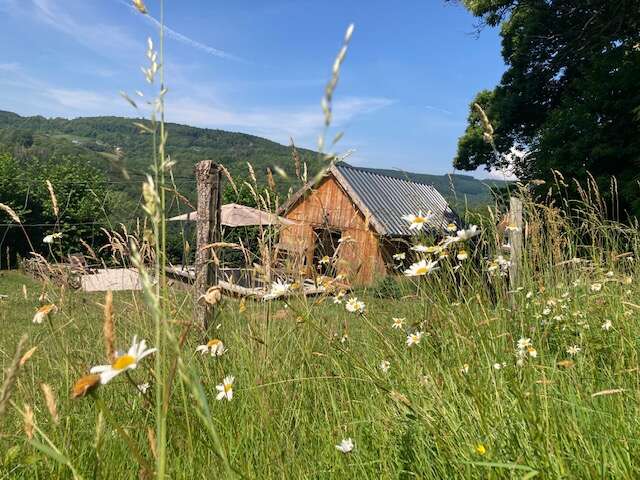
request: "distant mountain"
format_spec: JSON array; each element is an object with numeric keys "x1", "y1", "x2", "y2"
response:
[{"x1": 0, "y1": 110, "x2": 507, "y2": 209}]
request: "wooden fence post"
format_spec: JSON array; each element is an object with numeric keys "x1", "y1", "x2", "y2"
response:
[
  {"x1": 508, "y1": 196, "x2": 523, "y2": 291},
  {"x1": 195, "y1": 160, "x2": 222, "y2": 330}
]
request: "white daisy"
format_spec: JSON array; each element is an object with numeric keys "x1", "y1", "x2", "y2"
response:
[
  {"x1": 195, "y1": 339, "x2": 226, "y2": 357},
  {"x1": 379, "y1": 360, "x2": 390, "y2": 373},
  {"x1": 345, "y1": 297, "x2": 365, "y2": 314},
  {"x1": 392, "y1": 252, "x2": 406, "y2": 261},
  {"x1": 90, "y1": 336, "x2": 157, "y2": 385},
  {"x1": 137, "y1": 382, "x2": 150, "y2": 394},
  {"x1": 602, "y1": 320, "x2": 612, "y2": 331},
  {"x1": 32, "y1": 303, "x2": 57, "y2": 324},
  {"x1": 43, "y1": 232, "x2": 63, "y2": 244},
  {"x1": 263, "y1": 278, "x2": 291, "y2": 300},
  {"x1": 401, "y1": 211, "x2": 433, "y2": 231},
  {"x1": 404, "y1": 259, "x2": 439, "y2": 277},
  {"x1": 391, "y1": 317, "x2": 405, "y2": 329},
  {"x1": 335, "y1": 438, "x2": 354, "y2": 453},
  {"x1": 590, "y1": 283, "x2": 602, "y2": 292},
  {"x1": 216, "y1": 375, "x2": 235, "y2": 401},
  {"x1": 456, "y1": 250, "x2": 469, "y2": 261},
  {"x1": 410, "y1": 244, "x2": 429, "y2": 253},
  {"x1": 566, "y1": 345, "x2": 581, "y2": 356},
  {"x1": 456, "y1": 225, "x2": 480, "y2": 241},
  {"x1": 406, "y1": 331, "x2": 423, "y2": 347}
]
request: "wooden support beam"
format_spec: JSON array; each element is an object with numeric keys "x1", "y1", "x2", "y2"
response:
[{"x1": 195, "y1": 160, "x2": 222, "y2": 330}]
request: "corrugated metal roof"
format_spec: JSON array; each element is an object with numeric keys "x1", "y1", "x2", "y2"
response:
[{"x1": 333, "y1": 162, "x2": 459, "y2": 236}]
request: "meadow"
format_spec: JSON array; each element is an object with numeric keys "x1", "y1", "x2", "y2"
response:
[
  {"x1": 1, "y1": 184, "x2": 640, "y2": 478},
  {"x1": 1, "y1": 5, "x2": 639, "y2": 479}
]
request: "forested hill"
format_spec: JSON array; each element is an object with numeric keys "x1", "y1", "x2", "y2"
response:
[{"x1": 0, "y1": 110, "x2": 507, "y2": 207}]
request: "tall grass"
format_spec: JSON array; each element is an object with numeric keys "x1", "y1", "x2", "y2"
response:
[{"x1": 1, "y1": 3, "x2": 640, "y2": 479}]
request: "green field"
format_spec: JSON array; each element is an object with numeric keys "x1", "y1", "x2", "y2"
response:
[{"x1": 1, "y1": 208, "x2": 639, "y2": 479}]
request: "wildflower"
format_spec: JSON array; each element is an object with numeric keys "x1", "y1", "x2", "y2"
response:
[
  {"x1": 216, "y1": 376, "x2": 235, "y2": 401},
  {"x1": 379, "y1": 360, "x2": 390, "y2": 373},
  {"x1": 475, "y1": 444, "x2": 486, "y2": 456},
  {"x1": 195, "y1": 339, "x2": 226, "y2": 357},
  {"x1": 406, "y1": 331, "x2": 423, "y2": 347},
  {"x1": 623, "y1": 276, "x2": 633, "y2": 285},
  {"x1": 542, "y1": 308, "x2": 551, "y2": 316},
  {"x1": 335, "y1": 438, "x2": 354, "y2": 453},
  {"x1": 456, "y1": 225, "x2": 480, "y2": 241},
  {"x1": 493, "y1": 362, "x2": 506, "y2": 370},
  {"x1": 527, "y1": 347, "x2": 538, "y2": 358},
  {"x1": 460, "y1": 363, "x2": 469, "y2": 374},
  {"x1": 446, "y1": 223, "x2": 457, "y2": 232},
  {"x1": 137, "y1": 382, "x2": 150, "y2": 394},
  {"x1": 263, "y1": 279, "x2": 291, "y2": 300},
  {"x1": 391, "y1": 317, "x2": 405, "y2": 329},
  {"x1": 340, "y1": 334, "x2": 349, "y2": 344},
  {"x1": 456, "y1": 250, "x2": 469, "y2": 261},
  {"x1": 410, "y1": 244, "x2": 429, "y2": 253},
  {"x1": 401, "y1": 211, "x2": 433, "y2": 231},
  {"x1": 33, "y1": 304, "x2": 57, "y2": 324},
  {"x1": 566, "y1": 345, "x2": 581, "y2": 356},
  {"x1": 319, "y1": 255, "x2": 331, "y2": 265},
  {"x1": 590, "y1": 283, "x2": 602, "y2": 292},
  {"x1": 517, "y1": 338, "x2": 532, "y2": 350},
  {"x1": 526, "y1": 291, "x2": 533, "y2": 299},
  {"x1": 404, "y1": 259, "x2": 439, "y2": 277},
  {"x1": 606, "y1": 270, "x2": 614, "y2": 277},
  {"x1": 345, "y1": 297, "x2": 365, "y2": 314},
  {"x1": 392, "y1": 252, "x2": 406, "y2": 261},
  {"x1": 602, "y1": 320, "x2": 612, "y2": 331},
  {"x1": 90, "y1": 336, "x2": 157, "y2": 384},
  {"x1": 71, "y1": 374, "x2": 101, "y2": 399},
  {"x1": 419, "y1": 375, "x2": 430, "y2": 386},
  {"x1": 43, "y1": 232, "x2": 62, "y2": 244}
]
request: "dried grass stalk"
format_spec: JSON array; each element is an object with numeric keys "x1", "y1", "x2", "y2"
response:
[
  {"x1": 40, "y1": 383, "x2": 59, "y2": 424},
  {"x1": 23, "y1": 403, "x2": 34, "y2": 440},
  {"x1": 0, "y1": 334, "x2": 28, "y2": 420},
  {"x1": 19, "y1": 346, "x2": 38, "y2": 367},
  {"x1": 0, "y1": 202, "x2": 21, "y2": 224},
  {"x1": 45, "y1": 180, "x2": 59, "y2": 217},
  {"x1": 103, "y1": 290, "x2": 115, "y2": 362}
]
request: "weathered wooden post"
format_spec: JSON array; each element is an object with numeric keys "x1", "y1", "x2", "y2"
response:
[
  {"x1": 195, "y1": 160, "x2": 222, "y2": 330},
  {"x1": 508, "y1": 196, "x2": 523, "y2": 291}
]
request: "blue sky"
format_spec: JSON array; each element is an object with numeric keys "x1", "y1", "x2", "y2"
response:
[{"x1": 0, "y1": 0, "x2": 508, "y2": 178}]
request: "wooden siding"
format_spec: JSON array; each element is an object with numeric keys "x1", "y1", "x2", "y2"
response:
[{"x1": 279, "y1": 175, "x2": 387, "y2": 285}]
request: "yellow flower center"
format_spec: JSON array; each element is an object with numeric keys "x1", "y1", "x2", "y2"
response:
[
  {"x1": 416, "y1": 266, "x2": 428, "y2": 275},
  {"x1": 224, "y1": 383, "x2": 232, "y2": 393},
  {"x1": 207, "y1": 339, "x2": 221, "y2": 348},
  {"x1": 414, "y1": 216, "x2": 425, "y2": 224},
  {"x1": 112, "y1": 354, "x2": 136, "y2": 370}
]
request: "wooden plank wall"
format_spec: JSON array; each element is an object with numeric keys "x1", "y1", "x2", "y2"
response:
[{"x1": 280, "y1": 175, "x2": 387, "y2": 285}]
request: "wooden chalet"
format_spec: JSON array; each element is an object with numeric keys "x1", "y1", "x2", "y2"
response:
[{"x1": 278, "y1": 162, "x2": 460, "y2": 285}]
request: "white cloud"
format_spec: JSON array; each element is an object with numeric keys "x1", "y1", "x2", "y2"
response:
[
  {"x1": 0, "y1": 61, "x2": 392, "y2": 146},
  {"x1": 165, "y1": 95, "x2": 394, "y2": 144},
  {"x1": 117, "y1": 0, "x2": 244, "y2": 62},
  {"x1": 27, "y1": 0, "x2": 137, "y2": 54}
]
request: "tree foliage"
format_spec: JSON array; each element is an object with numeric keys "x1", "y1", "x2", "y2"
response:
[
  {"x1": 455, "y1": 0, "x2": 640, "y2": 214},
  {"x1": 0, "y1": 152, "x2": 111, "y2": 265}
]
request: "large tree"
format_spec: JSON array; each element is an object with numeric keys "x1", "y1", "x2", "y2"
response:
[{"x1": 454, "y1": 0, "x2": 640, "y2": 215}]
